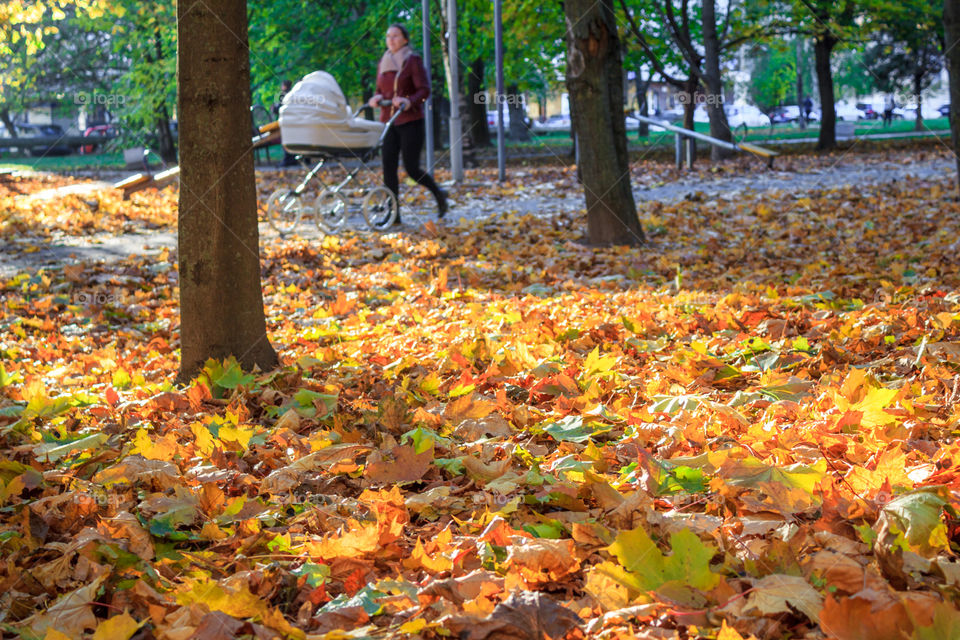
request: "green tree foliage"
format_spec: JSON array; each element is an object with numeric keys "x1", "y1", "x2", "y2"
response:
[{"x1": 748, "y1": 42, "x2": 796, "y2": 112}]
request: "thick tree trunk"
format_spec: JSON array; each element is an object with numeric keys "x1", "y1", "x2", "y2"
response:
[
  {"x1": 467, "y1": 57, "x2": 491, "y2": 147},
  {"x1": 634, "y1": 71, "x2": 649, "y2": 137},
  {"x1": 506, "y1": 83, "x2": 530, "y2": 141},
  {"x1": 914, "y1": 73, "x2": 924, "y2": 132},
  {"x1": 176, "y1": 0, "x2": 277, "y2": 380},
  {"x1": 796, "y1": 39, "x2": 806, "y2": 129},
  {"x1": 948, "y1": 0, "x2": 960, "y2": 192},
  {"x1": 565, "y1": 0, "x2": 644, "y2": 246},
  {"x1": 814, "y1": 34, "x2": 837, "y2": 150},
  {"x1": 0, "y1": 109, "x2": 17, "y2": 139},
  {"x1": 701, "y1": 0, "x2": 733, "y2": 159},
  {"x1": 155, "y1": 105, "x2": 176, "y2": 163},
  {"x1": 683, "y1": 76, "x2": 698, "y2": 162}
]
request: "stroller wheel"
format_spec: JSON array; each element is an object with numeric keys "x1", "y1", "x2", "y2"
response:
[
  {"x1": 361, "y1": 186, "x2": 398, "y2": 230},
  {"x1": 314, "y1": 189, "x2": 348, "y2": 233},
  {"x1": 265, "y1": 189, "x2": 305, "y2": 235}
]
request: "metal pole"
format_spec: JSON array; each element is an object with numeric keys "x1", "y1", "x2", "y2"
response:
[
  {"x1": 422, "y1": 0, "x2": 434, "y2": 172},
  {"x1": 494, "y1": 0, "x2": 505, "y2": 182},
  {"x1": 685, "y1": 138, "x2": 694, "y2": 168},
  {"x1": 675, "y1": 133, "x2": 682, "y2": 169},
  {"x1": 448, "y1": 0, "x2": 463, "y2": 182}
]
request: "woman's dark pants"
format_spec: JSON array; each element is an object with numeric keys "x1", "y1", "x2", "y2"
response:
[{"x1": 381, "y1": 119, "x2": 443, "y2": 213}]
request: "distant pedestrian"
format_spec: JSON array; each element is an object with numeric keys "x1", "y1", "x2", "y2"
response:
[
  {"x1": 803, "y1": 97, "x2": 813, "y2": 122},
  {"x1": 275, "y1": 80, "x2": 297, "y2": 168},
  {"x1": 883, "y1": 94, "x2": 895, "y2": 127}
]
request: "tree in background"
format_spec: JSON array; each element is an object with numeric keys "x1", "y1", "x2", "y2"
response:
[
  {"x1": 794, "y1": 0, "x2": 859, "y2": 150},
  {"x1": 0, "y1": 0, "x2": 108, "y2": 139},
  {"x1": 864, "y1": 0, "x2": 942, "y2": 131},
  {"x1": 177, "y1": 0, "x2": 277, "y2": 379},
  {"x1": 945, "y1": 0, "x2": 960, "y2": 193},
  {"x1": 565, "y1": 0, "x2": 644, "y2": 246},
  {"x1": 748, "y1": 42, "x2": 797, "y2": 113},
  {"x1": 84, "y1": 1, "x2": 178, "y2": 161}
]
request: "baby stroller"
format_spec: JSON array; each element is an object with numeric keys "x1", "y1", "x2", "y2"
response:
[{"x1": 265, "y1": 71, "x2": 404, "y2": 233}]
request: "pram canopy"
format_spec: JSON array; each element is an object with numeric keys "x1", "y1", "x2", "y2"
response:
[{"x1": 279, "y1": 71, "x2": 384, "y2": 154}]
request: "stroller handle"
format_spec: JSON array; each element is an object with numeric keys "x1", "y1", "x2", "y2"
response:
[{"x1": 352, "y1": 100, "x2": 407, "y2": 119}]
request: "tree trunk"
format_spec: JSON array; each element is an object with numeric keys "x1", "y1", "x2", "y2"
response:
[
  {"x1": 505, "y1": 83, "x2": 530, "y2": 141},
  {"x1": 814, "y1": 33, "x2": 838, "y2": 150},
  {"x1": 564, "y1": 0, "x2": 644, "y2": 246},
  {"x1": 634, "y1": 71, "x2": 649, "y2": 137},
  {"x1": 466, "y1": 57, "x2": 490, "y2": 147},
  {"x1": 153, "y1": 28, "x2": 176, "y2": 163},
  {"x1": 701, "y1": 0, "x2": 733, "y2": 159},
  {"x1": 796, "y1": 39, "x2": 806, "y2": 129},
  {"x1": 0, "y1": 109, "x2": 17, "y2": 139},
  {"x1": 683, "y1": 76, "x2": 698, "y2": 162},
  {"x1": 914, "y1": 73, "x2": 924, "y2": 132},
  {"x1": 155, "y1": 105, "x2": 176, "y2": 163},
  {"x1": 948, "y1": 0, "x2": 960, "y2": 192},
  {"x1": 176, "y1": 0, "x2": 278, "y2": 380}
]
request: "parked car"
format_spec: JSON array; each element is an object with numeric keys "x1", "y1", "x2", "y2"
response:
[
  {"x1": 835, "y1": 102, "x2": 864, "y2": 121},
  {"x1": 725, "y1": 104, "x2": 770, "y2": 128},
  {"x1": 938, "y1": 103, "x2": 950, "y2": 118},
  {"x1": 770, "y1": 105, "x2": 821, "y2": 123},
  {"x1": 15, "y1": 122, "x2": 74, "y2": 156},
  {"x1": 693, "y1": 104, "x2": 768, "y2": 128},
  {"x1": 855, "y1": 102, "x2": 879, "y2": 120},
  {"x1": 79, "y1": 123, "x2": 119, "y2": 154},
  {"x1": 529, "y1": 114, "x2": 570, "y2": 133},
  {"x1": 899, "y1": 104, "x2": 942, "y2": 121}
]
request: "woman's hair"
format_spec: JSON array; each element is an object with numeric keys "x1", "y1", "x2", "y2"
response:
[{"x1": 388, "y1": 23, "x2": 410, "y2": 43}]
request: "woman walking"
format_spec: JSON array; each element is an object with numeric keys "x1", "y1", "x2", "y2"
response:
[{"x1": 368, "y1": 24, "x2": 448, "y2": 225}]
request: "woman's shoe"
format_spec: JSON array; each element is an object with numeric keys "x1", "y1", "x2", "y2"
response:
[{"x1": 436, "y1": 189, "x2": 449, "y2": 218}]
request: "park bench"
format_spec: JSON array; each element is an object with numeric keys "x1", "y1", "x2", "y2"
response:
[{"x1": 114, "y1": 120, "x2": 280, "y2": 199}]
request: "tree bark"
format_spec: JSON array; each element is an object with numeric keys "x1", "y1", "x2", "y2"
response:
[
  {"x1": 814, "y1": 33, "x2": 838, "y2": 150},
  {"x1": 565, "y1": 0, "x2": 644, "y2": 246},
  {"x1": 155, "y1": 105, "x2": 176, "y2": 163},
  {"x1": 683, "y1": 76, "x2": 698, "y2": 162},
  {"x1": 0, "y1": 109, "x2": 17, "y2": 139},
  {"x1": 466, "y1": 57, "x2": 491, "y2": 147},
  {"x1": 948, "y1": 0, "x2": 960, "y2": 191},
  {"x1": 701, "y1": 0, "x2": 733, "y2": 159},
  {"x1": 796, "y1": 38, "x2": 806, "y2": 129},
  {"x1": 177, "y1": 0, "x2": 278, "y2": 380},
  {"x1": 914, "y1": 72, "x2": 924, "y2": 131},
  {"x1": 634, "y1": 70, "x2": 649, "y2": 137},
  {"x1": 506, "y1": 83, "x2": 530, "y2": 140}
]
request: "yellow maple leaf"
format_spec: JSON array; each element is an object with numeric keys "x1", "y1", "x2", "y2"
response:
[{"x1": 92, "y1": 611, "x2": 140, "y2": 640}]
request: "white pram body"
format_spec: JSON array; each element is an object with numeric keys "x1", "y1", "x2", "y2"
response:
[{"x1": 278, "y1": 71, "x2": 384, "y2": 154}]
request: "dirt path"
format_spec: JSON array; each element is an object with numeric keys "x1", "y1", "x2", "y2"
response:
[{"x1": 0, "y1": 155, "x2": 953, "y2": 277}]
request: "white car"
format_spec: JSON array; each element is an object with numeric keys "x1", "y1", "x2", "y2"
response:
[
  {"x1": 529, "y1": 114, "x2": 570, "y2": 133},
  {"x1": 692, "y1": 103, "x2": 768, "y2": 128},
  {"x1": 835, "y1": 102, "x2": 864, "y2": 121},
  {"x1": 899, "y1": 104, "x2": 941, "y2": 121},
  {"x1": 726, "y1": 104, "x2": 770, "y2": 128}
]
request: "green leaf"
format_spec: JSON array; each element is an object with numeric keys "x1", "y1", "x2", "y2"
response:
[
  {"x1": 542, "y1": 416, "x2": 610, "y2": 443},
  {"x1": 292, "y1": 389, "x2": 337, "y2": 419},
  {"x1": 320, "y1": 585, "x2": 385, "y2": 616},
  {"x1": 608, "y1": 526, "x2": 721, "y2": 592},
  {"x1": 875, "y1": 488, "x2": 949, "y2": 555},
  {"x1": 292, "y1": 562, "x2": 330, "y2": 588}
]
